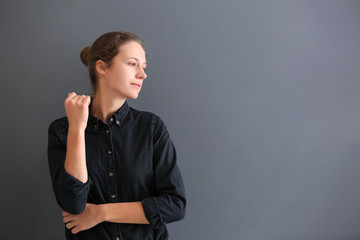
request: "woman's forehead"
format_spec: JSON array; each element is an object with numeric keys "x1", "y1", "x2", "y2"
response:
[{"x1": 118, "y1": 42, "x2": 146, "y2": 61}]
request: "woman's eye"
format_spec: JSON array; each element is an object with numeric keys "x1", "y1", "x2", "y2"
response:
[{"x1": 129, "y1": 62, "x2": 136, "y2": 67}]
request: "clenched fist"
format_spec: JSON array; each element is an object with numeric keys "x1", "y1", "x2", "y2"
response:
[{"x1": 64, "y1": 92, "x2": 91, "y2": 131}]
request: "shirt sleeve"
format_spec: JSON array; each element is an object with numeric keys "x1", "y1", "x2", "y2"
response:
[
  {"x1": 47, "y1": 119, "x2": 92, "y2": 214},
  {"x1": 141, "y1": 116, "x2": 186, "y2": 229}
]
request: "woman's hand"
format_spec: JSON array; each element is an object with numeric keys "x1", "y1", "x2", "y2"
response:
[
  {"x1": 64, "y1": 92, "x2": 91, "y2": 131},
  {"x1": 62, "y1": 203, "x2": 103, "y2": 234}
]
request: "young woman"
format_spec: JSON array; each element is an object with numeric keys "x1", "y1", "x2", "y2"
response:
[{"x1": 48, "y1": 31, "x2": 186, "y2": 240}]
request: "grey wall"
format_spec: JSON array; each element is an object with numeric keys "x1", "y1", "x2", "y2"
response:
[{"x1": 1, "y1": 1, "x2": 360, "y2": 239}]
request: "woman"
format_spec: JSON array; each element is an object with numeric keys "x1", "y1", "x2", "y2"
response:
[{"x1": 48, "y1": 31, "x2": 186, "y2": 240}]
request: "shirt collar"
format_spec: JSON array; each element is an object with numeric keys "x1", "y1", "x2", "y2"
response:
[{"x1": 87, "y1": 97, "x2": 130, "y2": 129}]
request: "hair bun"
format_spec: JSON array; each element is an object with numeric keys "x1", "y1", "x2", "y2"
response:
[{"x1": 80, "y1": 46, "x2": 91, "y2": 66}]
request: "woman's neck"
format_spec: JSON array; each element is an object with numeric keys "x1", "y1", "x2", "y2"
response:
[{"x1": 91, "y1": 90, "x2": 126, "y2": 123}]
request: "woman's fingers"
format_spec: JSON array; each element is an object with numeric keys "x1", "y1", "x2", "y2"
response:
[
  {"x1": 63, "y1": 216, "x2": 81, "y2": 234},
  {"x1": 80, "y1": 95, "x2": 87, "y2": 101},
  {"x1": 65, "y1": 92, "x2": 77, "y2": 102},
  {"x1": 66, "y1": 92, "x2": 91, "y2": 103},
  {"x1": 61, "y1": 211, "x2": 80, "y2": 232},
  {"x1": 71, "y1": 94, "x2": 84, "y2": 103},
  {"x1": 71, "y1": 226, "x2": 81, "y2": 234},
  {"x1": 66, "y1": 220, "x2": 77, "y2": 230},
  {"x1": 63, "y1": 214, "x2": 73, "y2": 223},
  {"x1": 62, "y1": 211, "x2": 70, "y2": 217},
  {"x1": 65, "y1": 93, "x2": 91, "y2": 108},
  {"x1": 67, "y1": 93, "x2": 90, "y2": 104},
  {"x1": 67, "y1": 92, "x2": 76, "y2": 97},
  {"x1": 84, "y1": 95, "x2": 91, "y2": 105}
]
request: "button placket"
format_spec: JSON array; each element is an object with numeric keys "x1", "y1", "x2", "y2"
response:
[{"x1": 105, "y1": 124, "x2": 117, "y2": 203}]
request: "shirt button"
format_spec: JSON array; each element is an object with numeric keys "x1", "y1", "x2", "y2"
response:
[
  {"x1": 116, "y1": 120, "x2": 120, "y2": 125},
  {"x1": 110, "y1": 117, "x2": 114, "y2": 122},
  {"x1": 107, "y1": 150, "x2": 112, "y2": 155},
  {"x1": 116, "y1": 237, "x2": 120, "y2": 240},
  {"x1": 111, "y1": 194, "x2": 116, "y2": 199},
  {"x1": 109, "y1": 172, "x2": 114, "y2": 177},
  {"x1": 94, "y1": 124, "x2": 98, "y2": 129},
  {"x1": 106, "y1": 130, "x2": 110, "y2": 134}
]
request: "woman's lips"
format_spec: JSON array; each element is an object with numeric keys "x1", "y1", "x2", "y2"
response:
[{"x1": 131, "y1": 83, "x2": 141, "y2": 88}]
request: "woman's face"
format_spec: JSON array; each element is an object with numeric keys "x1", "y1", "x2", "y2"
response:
[{"x1": 101, "y1": 41, "x2": 147, "y2": 99}]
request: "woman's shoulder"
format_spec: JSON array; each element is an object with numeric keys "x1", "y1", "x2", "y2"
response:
[
  {"x1": 128, "y1": 107, "x2": 166, "y2": 130},
  {"x1": 128, "y1": 106, "x2": 161, "y2": 121},
  {"x1": 48, "y1": 116, "x2": 69, "y2": 135}
]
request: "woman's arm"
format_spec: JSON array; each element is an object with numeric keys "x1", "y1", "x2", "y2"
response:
[
  {"x1": 48, "y1": 92, "x2": 92, "y2": 214},
  {"x1": 64, "y1": 92, "x2": 91, "y2": 183},
  {"x1": 64, "y1": 127, "x2": 88, "y2": 183},
  {"x1": 140, "y1": 115, "x2": 186, "y2": 228},
  {"x1": 62, "y1": 202, "x2": 149, "y2": 234},
  {"x1": 100, "y1": 202, "x2": 149, "y2": 224}
]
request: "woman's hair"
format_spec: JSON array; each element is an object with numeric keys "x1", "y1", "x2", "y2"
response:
[{"x1": 80, "y1": 31, "x2": 145, "y2": 94}]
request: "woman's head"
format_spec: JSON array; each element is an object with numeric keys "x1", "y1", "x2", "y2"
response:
[{"x1": 80, "y1": 31, "x2": 146, "y2": 94}]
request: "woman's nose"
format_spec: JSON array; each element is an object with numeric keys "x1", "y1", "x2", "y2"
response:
[{"x1": 137, "y1": 67, "x2": 147, "y2": 80}]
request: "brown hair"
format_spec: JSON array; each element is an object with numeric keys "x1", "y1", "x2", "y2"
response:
[{"x1": 80, "y1": 31, "x2": 145, "y2": 94}]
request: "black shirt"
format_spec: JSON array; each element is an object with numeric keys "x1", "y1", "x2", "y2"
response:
[{"x1": 47, "y1": 100, "x2": 186, "y2": 240}]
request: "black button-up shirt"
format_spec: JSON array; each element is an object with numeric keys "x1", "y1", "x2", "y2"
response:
[{"x1": 47, "y1": 100, "x2": 186, "y2": 240}]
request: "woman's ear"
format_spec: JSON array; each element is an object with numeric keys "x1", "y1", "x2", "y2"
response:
[{"x1": 95, "y1": 60, "x2": 107, "y2": 77}]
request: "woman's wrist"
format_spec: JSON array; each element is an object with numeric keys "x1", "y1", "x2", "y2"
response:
[
  {"x1": 68, "y1": 125, "x2": 86, "y2": 135},
  {"x1": 96, "y1": 202, "x2": 149, "y2": 224},
  {"x1": 97, "y1": 204, "x2": 108, "y2": 223}
]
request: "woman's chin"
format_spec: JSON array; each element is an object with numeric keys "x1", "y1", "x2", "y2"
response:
[{"x1": 127, "y1": 93, "x2": 139, "y2": 100}]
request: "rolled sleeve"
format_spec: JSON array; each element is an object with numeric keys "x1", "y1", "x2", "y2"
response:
[
  {"x1": 142, "y1": 116, "x2": 186, "y2": 229},
  {"x1": 47, "y1": 119, "x2": 91, "y2": 214},
  {"x1": 141, "y1": 197, "x2": 164, "y2": 229}
]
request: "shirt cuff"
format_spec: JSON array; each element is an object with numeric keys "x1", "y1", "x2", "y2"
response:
[
  {"x1": 60, "y1": 169, "x2": 92, "y2": 194},
  {"x1": 56, "y1": 169, "x2": 92, "y2": 214},
  {"x1": 141, "y1": 196, "x2": 166, "y2": 229}
]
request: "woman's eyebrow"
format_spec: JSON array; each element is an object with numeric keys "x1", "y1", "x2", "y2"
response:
[{"x1": 127, "y1": 57, "x2": 146, "y2": 65}]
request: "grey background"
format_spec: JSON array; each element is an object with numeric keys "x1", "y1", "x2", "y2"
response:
[{"x1": 1, "y1": 0, "x2": 360, "y2": 239}]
